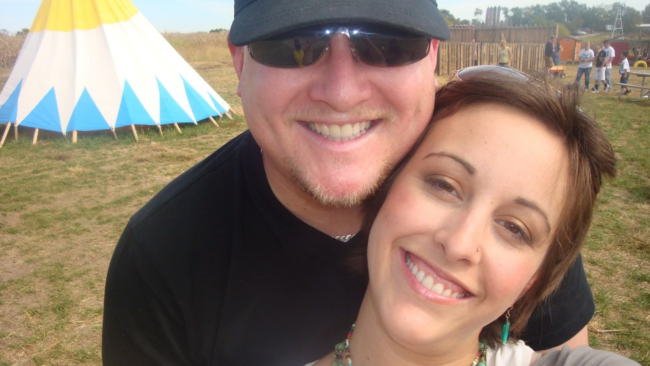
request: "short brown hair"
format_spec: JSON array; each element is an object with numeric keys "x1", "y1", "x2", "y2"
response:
[{"x1": 349, "y1": 73, "x2": 616, "y2": 348}]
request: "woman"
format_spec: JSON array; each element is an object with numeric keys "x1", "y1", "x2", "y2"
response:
[
  {"x1": 552, "y1": 39, "x2": 563, "y2": 65},
  {"x1": 308, "y1": 67, "x2": 633, "y2": 366},
  {"x1": 498, "y1": 40, "x2": 513, "y2": 67}
]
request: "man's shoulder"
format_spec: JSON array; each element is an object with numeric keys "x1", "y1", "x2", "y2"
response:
[{"x1": 129, "y1": 130, "x2": 254, "y2": 230}]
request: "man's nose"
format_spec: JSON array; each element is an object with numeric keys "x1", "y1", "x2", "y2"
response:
[{"x1": 306, "y1": 34, "x2": 372, "y2": 112}]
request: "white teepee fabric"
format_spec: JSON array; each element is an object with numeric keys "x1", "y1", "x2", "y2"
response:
[{"x1": 0, "y1": 0, "x2": 230, "y2": 134}]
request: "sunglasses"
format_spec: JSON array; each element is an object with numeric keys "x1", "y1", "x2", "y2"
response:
[{"x1": 248, "y1": 25, "x2": 431, "y2": 68}]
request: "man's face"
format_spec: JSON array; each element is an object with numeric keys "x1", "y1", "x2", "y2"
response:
[{"x1": 232, "y1": 33, "x2": 439, "y2": 207}]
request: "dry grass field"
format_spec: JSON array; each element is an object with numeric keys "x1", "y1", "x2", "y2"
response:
[{"x1": 0, "y1": 33, "x2": 649, "y2": 365}]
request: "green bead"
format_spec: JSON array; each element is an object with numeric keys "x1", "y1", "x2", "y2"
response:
[
  {"x1": 335, "y1": 342, "x2": 344, "y2": 351},
  {"x1": 478, "y1": 361, "x2": 486, "y2": 366},
  {"x1": 331, "y1": 362, "x2": 338, "y2": 366}
]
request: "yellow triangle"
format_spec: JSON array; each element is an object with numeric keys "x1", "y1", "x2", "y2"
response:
[{"x1": 30, "y1": 0, "x2": 139, "y2": 32}]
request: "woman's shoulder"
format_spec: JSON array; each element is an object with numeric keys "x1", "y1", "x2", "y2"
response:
[
  {"x1": 487, "y1": 340, "x2": 535, "y2": 366},
  {"x1": 535, "y1": 346, "x2": 641, "y2": 366}
]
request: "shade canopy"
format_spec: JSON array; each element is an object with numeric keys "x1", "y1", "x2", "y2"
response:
[{"x1": 0, "y1": 0, "x2": 230, "y2": 134}]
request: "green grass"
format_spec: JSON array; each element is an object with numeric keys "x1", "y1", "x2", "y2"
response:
[{"x1": 1, "y1": 45, "x2": 649, "y2": 365}]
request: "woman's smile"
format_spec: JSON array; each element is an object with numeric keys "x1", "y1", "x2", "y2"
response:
[{"x1": 401, "y1": 249, "x2": 473, "y2": 302}]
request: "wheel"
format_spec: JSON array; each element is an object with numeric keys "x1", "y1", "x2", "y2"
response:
[
  {"x1": 633, "y1": 60, "x2": 647, "y2": 68},
  {"x1": 560, "y1": 73, "x2": 566, "y2": 79}
]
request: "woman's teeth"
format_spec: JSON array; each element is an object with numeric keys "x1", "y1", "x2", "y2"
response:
[
  {"x1": 406, "y1": 254, "x2": 467, "y2": 299},
  {"x1": 307, "y1": 121, "x2": 373, "y2": 142}
]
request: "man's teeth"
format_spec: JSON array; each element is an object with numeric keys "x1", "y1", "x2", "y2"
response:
[
  {"x1": 307, "y1": 121, "x2": 372, "y2": 142},
  {"x1": 406, "y1": 254, "x2": 466, "y2": 298}
]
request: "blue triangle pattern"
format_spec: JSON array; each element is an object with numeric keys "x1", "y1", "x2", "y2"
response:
[
  {"x1": 157, "y1": 78, "x2": 193, "y2": 125},
  {"x1": 67, "y1": 88, "x2": 111, "y2": 132},
  {"x1": 209, "y1": 94, "x2": 228, "y2": 115},
  {"x1": 116, "y1": 81, "x2": 157, "y2": 127},
  {"x1": 19, "y1": 88, "x2": 61, "y2": 132},
  {"x1": 181, "y1": 76, "x2": 216, "y2": 121},
  {"x1": 0, "y1": 79, "x2": 23, "y2": 123}
]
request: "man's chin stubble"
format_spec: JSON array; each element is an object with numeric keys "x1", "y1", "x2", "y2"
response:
[{"x1": 288, "y1": 160, "x2": 391, "y2": 208}]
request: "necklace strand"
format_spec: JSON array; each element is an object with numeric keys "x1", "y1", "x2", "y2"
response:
[{"x1": 333, "y1": 324, "x2": 487, "y2": 366}]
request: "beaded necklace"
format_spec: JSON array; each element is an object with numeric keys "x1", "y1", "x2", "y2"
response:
[{"x1": 333, "y1": 324, "x2": 488, "y2": 366}]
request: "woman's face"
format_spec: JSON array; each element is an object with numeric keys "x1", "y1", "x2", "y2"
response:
[{"x1": 366, "y1": 104, "x2": 569, "y2": 348}]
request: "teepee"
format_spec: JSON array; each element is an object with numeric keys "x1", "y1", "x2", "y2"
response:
[{"x1": 0, "y1": 0, "x2": 231, "y2": 146}]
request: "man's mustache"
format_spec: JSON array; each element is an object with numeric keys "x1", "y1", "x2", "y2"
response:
[{"x1": 285, "y1": 104, "x2": 398, "y2": 125}]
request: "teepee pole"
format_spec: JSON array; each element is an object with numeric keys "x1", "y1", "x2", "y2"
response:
[
  {"x1": 225, "y1": 111, "x2": 234, "y2": 120},
  {"x1": 130, "y1": 124, "x2": 139, "y2": 142},
  {"x1": 157, "y1": 125, "x2": 163, "y2": 137},
  {"x1": 72, "y1": 130, "x2": 78, "y2": 144},
  {"x1": 32, "y1": 129, "x2": 39, "y2": 145},
  {"x1": 112, "y1": 129, "x2": 118, "y2": 141},
  {"x1": 173, "y1": 123, "x2": 182, "y2": 134},
  {"x1": 0, "y1": 123, "x2": 11, "y2": 148},
  {"x1": 208, "y1": 116, "x2": 220, "y2": 128},
  {"x1": 14, "y1": 122, "x2": 18, "y2": 142}
]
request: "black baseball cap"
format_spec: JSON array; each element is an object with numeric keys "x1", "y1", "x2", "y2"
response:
[{"x1": 229, "y1": 0, "x2": 451, "y2": 46}]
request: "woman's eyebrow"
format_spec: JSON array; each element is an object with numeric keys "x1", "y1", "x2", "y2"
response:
[
  {"x1": 423, "y1": 152, "x2": 476, "y2": 174},
  {"x1": 515, "y1": 198, "x2": 551, "y2": 234}
]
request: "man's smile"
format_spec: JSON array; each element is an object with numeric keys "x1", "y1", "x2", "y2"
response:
[{"x1": 307, "y1": 121, "x2": 374, "y2": 142}]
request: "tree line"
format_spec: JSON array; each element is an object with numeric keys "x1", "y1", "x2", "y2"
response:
[{"x1": 442, "y1": 1, "x2": 649, "y2": 34}]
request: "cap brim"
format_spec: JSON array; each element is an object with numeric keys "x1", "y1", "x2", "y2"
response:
[{"x1": 229, "y1": 0, "x2": 450, "y2": 46}]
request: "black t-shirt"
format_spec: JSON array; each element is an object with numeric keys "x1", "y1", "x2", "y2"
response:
[
  {"x1": 545, "y1": 41, "x2": 554, "y2": 57},
  {"x1": 102, "y1": 131, "x2": 594, "y2": 365},
  {"x1": 596, "y1": 49, "x2": 607, "y2": 68}
]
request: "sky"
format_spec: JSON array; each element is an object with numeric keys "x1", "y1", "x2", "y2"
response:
[{"x1": 0, "y1": 0, "x2": 647, "y2": 34}]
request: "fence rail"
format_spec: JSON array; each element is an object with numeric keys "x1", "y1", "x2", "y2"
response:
[
  {"x1": 448, "y1": 26, "x2": 558, "y2": 44},
  {"x1": 437, "y1": 42, "x2": 546, "y2": 77}
]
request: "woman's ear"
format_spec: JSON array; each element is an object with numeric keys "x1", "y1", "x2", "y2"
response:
[{"x1": 517, "y1": 272, "x2": 539, "y2": 301}]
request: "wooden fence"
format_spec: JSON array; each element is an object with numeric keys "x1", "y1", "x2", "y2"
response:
[
  {"x1": 437, "y1": 42, "x2": 546, "y2": 77},
  {"x1": 448, "y1": 26, "x2": 558, "y2": 44}
]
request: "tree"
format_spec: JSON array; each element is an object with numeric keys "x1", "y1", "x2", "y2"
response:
[
  {"x1": 644, "y1": 3, "x2": 650, "y2": 23},
  {"x1": 474, "y1": 8, "x2": 483, "y2": 22},
  {"x1": 15, "y1": 28, "x2": 29, "y2": 36}
]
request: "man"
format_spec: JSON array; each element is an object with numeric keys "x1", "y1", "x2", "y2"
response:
[
  {"x1": 602, "y1": 39, "x2": 615, "y2": 92},
  {"x1": 545, "y1": 36, "x2": 556, "y2": 72},
  {"x1": 575, "y1": 41, "x2": 594, "y2": 90},
  {"x1": 102, "y1": 1, "x2": 593, "y2": 364}
]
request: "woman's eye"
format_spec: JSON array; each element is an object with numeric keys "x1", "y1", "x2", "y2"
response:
[
  {"x1": 426, "y1": 178, "x2": 459, "y2": 198},
  {"x1": 496, "y1": 219, "x2": 531, "y2": 244}
]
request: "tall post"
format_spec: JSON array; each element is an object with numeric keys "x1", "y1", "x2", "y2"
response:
[
  {"x1": 131, "y1": 124, "x2": 139, "y2": 142},
  {"x1": 72, "y1": 130, "x2": 78, "y2": 143},
  {"x1": 32, "y1": 128, "x2": 39, "y2": 145},
  {"x1": 0, "y1": 122, "x2": 11, "y2": 148}
]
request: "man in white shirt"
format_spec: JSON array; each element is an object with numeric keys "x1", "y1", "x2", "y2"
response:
[
  {"x1": 602, "y1": 39, "x2": 615, "y2": 92},
  {"x1": 575, "y1": 41, "x2": 594, "y2": 90}
]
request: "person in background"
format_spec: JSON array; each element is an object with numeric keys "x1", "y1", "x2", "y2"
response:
[
  {"x1": 497, "y1": 39, "x2": 513, "y2": 67},
  {"x1": 632, "y1": 47, "x2": 640, "y2": 62},
  {"x1": 544, "y1": 36, "x2": 555, "y2": 72},
  {"x1": 552, "y1": 37, "x2": 563, "y2": 66},
  {"x1": 575, "y1": 41, "x2": 594, "y2": 90},
  {"x1": 602, "y1": 39, "x2": 615, "y2": 92},
  {"x1": 592, "y1": 45, "x2": 608, "y2": 93},
  {"x1": 619, "y1": 50, "x2": 631, "y2": 95}
]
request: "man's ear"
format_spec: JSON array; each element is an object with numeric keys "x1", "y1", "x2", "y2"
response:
[
  {"x1": 429, "y1": 39, "x2": 440, "y2": 90},
  {"x1": 228, "y1": 33, "x2": 245, "y2": 97}
]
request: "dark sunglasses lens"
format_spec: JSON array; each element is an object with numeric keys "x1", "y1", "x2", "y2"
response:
[
  {"x1": 353, "y1": 34, "x2": 430, "y2": 66},
  {"x1": 249, "y1": 35, "x2": 329, "y2": 68}
]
